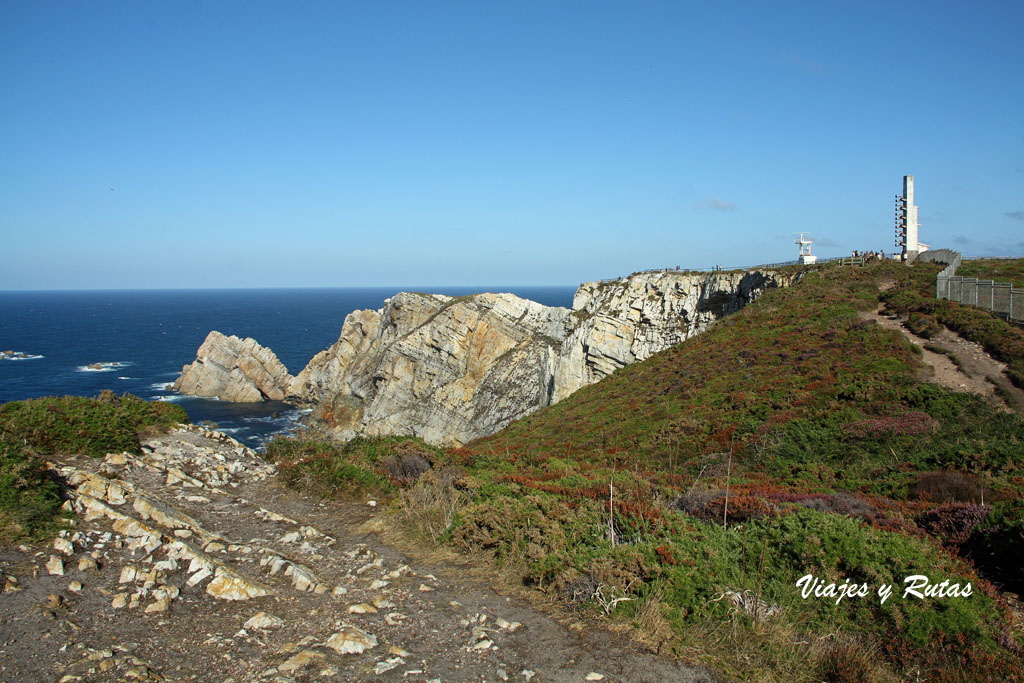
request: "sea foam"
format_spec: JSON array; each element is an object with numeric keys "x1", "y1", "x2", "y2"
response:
[{"x1": 77, "y1": 361, "x2": 132, "y2": 373}]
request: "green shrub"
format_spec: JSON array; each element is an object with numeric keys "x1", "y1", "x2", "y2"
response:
[
  {"x1": 268, "y1": 434, "x2": 447, "y2": 499},
  {"x1": 0, "y1": 434, "x2": 66, "y2": 543},
  {"x1": 0, "y1": 393, "x2": 187, "y2": 458}
]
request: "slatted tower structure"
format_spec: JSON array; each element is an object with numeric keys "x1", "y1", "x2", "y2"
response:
[{"x1": 897, "y1": 175, "x2": 929, "y2": 262}]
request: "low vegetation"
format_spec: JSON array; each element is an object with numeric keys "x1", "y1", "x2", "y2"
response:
[
  {"x1": 957, "y1": 257, "x2": 1024, "y2": 289},
  {"x1": 275, "y1": 260, "x2": 1024, "y2": 681},
  {"x1": 264, "y1": 434, "x2": 445, "y2": 500},
  {"x1": 0, "y1": 433, "x2": 67, "y2": 543},
  {"x1": 881, "y1": 260, "x2": 1024, "y2": 388},
  {"x1": 0, "y1": 392, "x2": 187, "y2": 543},
  {"x1": 0, "y1": 390, "x2": 187, "y2": 458}
]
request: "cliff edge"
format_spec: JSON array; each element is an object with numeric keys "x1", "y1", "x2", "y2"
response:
[
  {"x1": 174, "y1": 269, "x2": 793, "y2": 442},
  {"x1": 286, "y1": 292, "x2": 570, "y2": 445}
]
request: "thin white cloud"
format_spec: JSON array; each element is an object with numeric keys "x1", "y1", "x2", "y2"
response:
[{"x1": 692, "y1": 197, "x2": 737, "y2": 212}]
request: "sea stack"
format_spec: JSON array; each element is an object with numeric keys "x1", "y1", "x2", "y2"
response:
[
  {"x1": 172, "y1": 331, "x2": 293, "y2": 402},
  {"x1": 173, "y1": 269, "x2": 794, "y2": 441}
]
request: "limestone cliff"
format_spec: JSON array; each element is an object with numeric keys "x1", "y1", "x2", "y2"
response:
[
  {"x1": 174, "y1": 269, "x2": 793, "y2": 442},
  {"x1": 553, "y1": 270, "x2": 788, "y2": 402},
  {"x1": 286, "y1": 292, "x2": 571, "y2": 445},
  {"x1": 172, "y1": 331, "x2": 293, "y2": 402}
]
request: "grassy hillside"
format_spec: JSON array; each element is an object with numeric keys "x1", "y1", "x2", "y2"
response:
[
  {"x1": 0, "y1": 392, "x2": 187, "y2": 543},
  {"x1": 280, "y1": 260, "x2": 1024, "y2": 681},
  {"x1": 958, "y1": 257, "x2": 1024, "y2": 289},
  {"x1": 881, "y1": 259, "x2": 1024, "y2": 387}
]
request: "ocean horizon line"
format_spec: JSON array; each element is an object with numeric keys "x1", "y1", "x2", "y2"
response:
[{"x1": 0, "y1": 284, "x2": 580, "y2": 294}]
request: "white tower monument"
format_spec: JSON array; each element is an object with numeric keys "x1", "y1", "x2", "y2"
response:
[
  {"x1": 897, "y1": 175, "x2": 929, "y2": 261},
  {"x1": 795, "y1": 233, "x2": 817, "y2": 264}
]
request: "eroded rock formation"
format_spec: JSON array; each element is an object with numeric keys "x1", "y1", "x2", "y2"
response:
[
  {"x1": 552, "y1": 270, "x2": 788, "y2": 402},
  {"x1": 174, "y1": 270, "x2": 793, "y2": 442},
  {"x1": 172, "y1": 331, "x2": 293, "y2": 402},
  {"x1": 286, "y1": 292, "x2": 571, "y2": 445}
]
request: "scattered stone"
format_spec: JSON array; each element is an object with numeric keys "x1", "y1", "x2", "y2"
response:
[
  {"x1": 119, "y1": 566, "x2": 137, "y2": 584},
  {"x1": 144, "y1": 597, "x2": 170, "y2": 614},
  {"x1": 46, "y1": 555, "x2": 65, "y2": 576},
  {"x1": 154, "y1": 558, "x2": 178, "y2": 572},
  {"x1": 206, "y1": 568, "x2": 273, "y2": 601},
  {"x1": 388, "y1": 646, "x2": 412, "y2": 657},
  {"x1": 374, "y1": 657, "x2": 403, "y2": 674},
  {"x1": 497, "y1": 668, "x2": 509, "y2": 681},
  {"x1": 496, "y1": 618, "x2": 522, "y2": 632},
  {"x1": 187, "y1": 567, "x2": 212, "y2": 588},
  {"x1": 471, "y1": 639, "x2": 493, "y2": 651},
  {"x1": 348, "y1": 603, "x2": 377, "y2": 614},
  {"x1": 277, "y1": 649, "x2": 324, "y2": 674},
  {"x1": 77, "y1": 556, "x2": 99, "y2": 572},
  {"x1": 105, "y1": 453, "x2": 128, "y2": 466},
  {"x1": 153, "y1": 586, "x2": 179, "y2": 600},
  {"x1": 585, "y1": 674, "x2": 605, "y2": 681},
  {"x1": 68, "y1": 580, "x2": 83, "y2": 593},
  {"x1": 418, "y1": 583, "x2": 434, "y2": 592},
  {"x1": 244, "y1": 612, "x2": 285, "y2": 630},
  {"x1": 331, "y1": 585, "x2": 348, "y2": 596},
  {"x1": 112, "y1": 593, "x2": 128, "y2": 609},
  {"x1": 324, "y1": 626, "x2": 377, "y2": 655},
  {"x1": 54, "y1": 536, "x2": 75, "y2": 555}
]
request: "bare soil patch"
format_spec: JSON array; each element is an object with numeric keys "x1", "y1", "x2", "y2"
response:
[{"x1": 0, "y1": 427, "x2": 716, "y2": 682}]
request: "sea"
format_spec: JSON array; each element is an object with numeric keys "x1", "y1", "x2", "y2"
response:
[{"x1": 0, "y1": 287, "x2": 576, "y2": 448}]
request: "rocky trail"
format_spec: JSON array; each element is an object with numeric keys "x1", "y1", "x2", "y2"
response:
[
  {"x1": 861, "y1": 306, "x2": 1024, "y2": 414},
  {"x1": 0, "y1": 426, "x2": 714, "y2": 682}
]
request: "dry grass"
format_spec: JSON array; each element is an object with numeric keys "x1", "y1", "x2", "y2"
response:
[{"x1": 397, "y1": 468, "x2": 468, "y2": 544}]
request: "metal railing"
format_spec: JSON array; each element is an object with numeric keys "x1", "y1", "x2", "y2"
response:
[
  {"x1": 927, "y1": 250, "x2": 1023, "y2": 323},
  {"x1": 594, "y1": 255, "x2": 878, "y2": 284}
]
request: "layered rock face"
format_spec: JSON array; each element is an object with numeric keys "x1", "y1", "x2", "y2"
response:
[
  {"x1": 552, "y1": 270, "x2": 788, "y2": 402},
  {"x1": 174, "y1": 269, "x2": 792, "y2": 442},
  {"x1": 172, "y1": 331, "x2": 293, "y2": 402},
  {"x1": 286, "y1": 292, "x2": 571, "y2": 445}
]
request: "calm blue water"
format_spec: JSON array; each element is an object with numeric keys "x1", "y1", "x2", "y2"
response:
[{"x1": 0, "y1": 287, "x2": 575, "y2": 447}]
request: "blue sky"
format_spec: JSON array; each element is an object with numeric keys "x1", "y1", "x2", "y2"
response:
[{"x1": 1, "y1": 1, "x2": 1022, "y2": 289}]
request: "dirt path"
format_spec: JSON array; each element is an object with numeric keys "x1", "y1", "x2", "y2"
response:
[
  {"x1": 0, "y1": 426, "x2": 715, "y2": 683},
  {"x1": 860, "y1": 307, "x2": 1024, "y2": 414}
]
